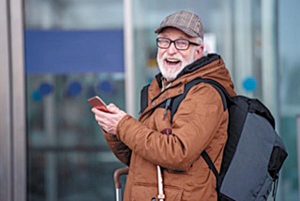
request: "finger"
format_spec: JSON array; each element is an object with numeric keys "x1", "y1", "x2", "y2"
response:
[
  {"x1": 95, "y1": 114, "x2": 111, "y2": 126},
  {"x1": 91, "y1": 108, "x2": 98, "y2": 113},
  {"x1": 92, "y1": 107, "x2": 105, "y2": 115},
  {"x1": 94, "y1": 115, "x2": 103, "y2": 124},
  {"x1": 107, "y1": 103, "x2": 119, "y2": 112},
  {"x1": 94, "y1": 113, "x2": 108, "y2": 126},
  {"x1": 92, "y1": 107, "x2": 105, "y2": 114},
  {"x1": 98, "y1": 123, "x2": 108, "y2": 132},
  {"x1": 107, "y1": 103, "x2": 115, "y2": 108}
]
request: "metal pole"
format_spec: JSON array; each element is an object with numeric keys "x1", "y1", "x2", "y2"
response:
[
  {"x1": 124, "y1": 0, "x2": 136, "y2": 117},
  {"x1": 10, "y1": 0, "x2": 26, "y2": 199},
  {"x1": 0, "y1": 0, "x2": 26, "y2": 200},
  {"x1": 262, "y1": 0, "x2": 279, "y2": 121},
  {"x1": 0, "y1": 0, "x2": 13, "y2": 200},
  {"x1": 115, "y1": 189, "x2": 122, "y2": 201},
  {"x1": 233, "y1": 0, "x2": 254, "y2": 96}
]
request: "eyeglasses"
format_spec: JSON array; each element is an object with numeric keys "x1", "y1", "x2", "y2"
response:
[{"x1": 156, "y1": 37, "x2": 200, "y2": 50}]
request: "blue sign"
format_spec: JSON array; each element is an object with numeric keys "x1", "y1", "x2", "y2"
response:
[
  {"x1": 243, "y1": 77, "x2": 258, "y2": 92},
  {"x1": 66, "y1": 81, "x2": 82, "y2": 97},
  {"x1": 39, "y1": 82, "x2": 54, "y2": 96},
  {"x1": 25, "y1": 30, "x2": 124, "y2": 74}
]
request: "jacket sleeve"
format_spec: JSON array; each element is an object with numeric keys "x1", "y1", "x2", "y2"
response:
[
  {"x1": 103, "y1": 131, "x2": 131, "y2": 166},
  {"x1": 116, "y1": 84, "x2": 226, "y2": 171}
]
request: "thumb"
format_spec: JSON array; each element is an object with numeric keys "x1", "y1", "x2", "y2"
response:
[{"x1": 107, "y1": 103, "x2": 119, "y2": 112}]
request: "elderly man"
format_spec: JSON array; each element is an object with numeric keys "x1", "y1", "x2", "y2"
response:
[{"x1": 92, "y1": 10, "x2": 236, "y2": 201}]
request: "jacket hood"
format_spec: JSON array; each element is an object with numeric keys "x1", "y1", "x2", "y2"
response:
[{"x1": 155, "y1": 53, "x2": 236, "y2": 96}]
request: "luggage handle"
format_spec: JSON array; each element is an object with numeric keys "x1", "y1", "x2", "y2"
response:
[{"x1": 114, "y1": 167, "x2": 129, "y2": 189}]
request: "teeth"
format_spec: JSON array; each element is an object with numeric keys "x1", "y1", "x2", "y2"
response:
[{"x1": 166, "y1": 58, "x2": 180, "y2": 62}]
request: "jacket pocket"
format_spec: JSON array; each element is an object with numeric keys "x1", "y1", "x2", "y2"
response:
[{"x1": 131, "y1": 184, "x2": 183, "y2": 201}]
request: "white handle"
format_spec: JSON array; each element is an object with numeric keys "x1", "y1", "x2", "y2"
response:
[{"x1": 157, "y1": 165, "x2": 165, "y2": 201}]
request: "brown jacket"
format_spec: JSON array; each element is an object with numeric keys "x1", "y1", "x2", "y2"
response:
[{"x1": 105, "y1": 54, "x2": 236, "y2": 201}]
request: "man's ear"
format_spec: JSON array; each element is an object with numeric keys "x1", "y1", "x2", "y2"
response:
[{"x1": 195, "y1": 45, "x2": 204, "y2": 59}]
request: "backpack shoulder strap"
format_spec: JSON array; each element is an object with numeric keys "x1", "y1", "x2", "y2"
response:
[
  {"x1": 201, "y1": 151, "x2": 220, "y2": 188},
  {"x1": 200, "y1": 79, "x2": 231, "y2": 107},
  {"x1": 171, "y1": 79, "x2": 203, "y2": 118},
  {"x1": 140, "y1": 84, "x2": 150, "y2": 114},
  {"x1": 171, "y1": 78, "x2": 228, "y2": 121}
]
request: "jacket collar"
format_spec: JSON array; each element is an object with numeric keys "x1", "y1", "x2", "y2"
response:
[{"x1": 155, "y1": 53, "x2": 221, "y2": 88}]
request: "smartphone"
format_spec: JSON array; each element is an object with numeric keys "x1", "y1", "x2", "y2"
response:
[{"x1": 88, "y1": 96, "x2": 110, "y2": 113}]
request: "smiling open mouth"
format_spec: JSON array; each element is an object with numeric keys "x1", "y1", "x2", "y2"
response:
[{"x1": 165, "y1": 58, "x2": 181, "y2": 65}]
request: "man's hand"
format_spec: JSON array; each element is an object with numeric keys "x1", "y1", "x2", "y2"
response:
[{"x1": 91, "y1": 103, "x2": 127, "y2": 135}]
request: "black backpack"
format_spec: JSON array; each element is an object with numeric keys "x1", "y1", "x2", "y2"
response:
[{"x1": 140, "y1": 78, "x2": 288, "y2": 201}]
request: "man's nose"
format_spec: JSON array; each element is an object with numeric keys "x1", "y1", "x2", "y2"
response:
[{"x1": 167, "y1": 42, "x2": 177, "y2": 54}]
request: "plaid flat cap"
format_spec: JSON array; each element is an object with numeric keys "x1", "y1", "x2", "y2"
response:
[{"x1": 155, "y1": 10, "x2": 204, "y2": 39}]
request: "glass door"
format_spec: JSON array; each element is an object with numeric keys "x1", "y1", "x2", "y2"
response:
[
  {"x1": 278, "y1": 0, "x2": 300, "y2": 200},
  {"x1": 25, "y1": 0, "x2": 125, "y2": 200}
]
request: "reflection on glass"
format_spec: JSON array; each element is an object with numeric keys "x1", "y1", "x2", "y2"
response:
[
  {"x1": 28, "y1": 152, "x2": 123, "y2": 201},
  {"x1": 27, "y1": 74, "x2": 125, "y2": 148},
  {"x1": 25, "y1": 0, "x2": 125, "y2": 200},
  {"x1": 27, "y1": 74, "x2": 125, "y2": 201}
]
